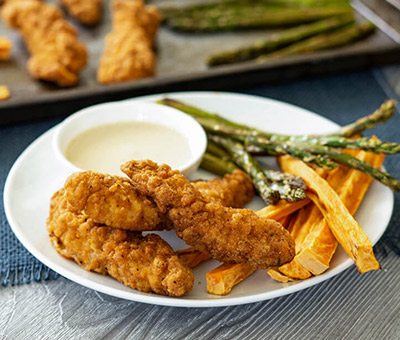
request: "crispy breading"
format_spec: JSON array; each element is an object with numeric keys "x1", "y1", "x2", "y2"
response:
[
  {"x1": 63, "y1": 169, "x2": 255, "y2": 232},
  {"x1": 60, "y1": 0, "x2": 103, "y2": 26},
  {"x1": 1, "y1": 0, "x2": 87, "y2": 87},
  {"x1": 121, "y1": 160, "x2": 295, "y2": 269},
  {"x1": 63, "y1": 171, "x2": 167, "y2": 231},
  {"x1": 97, "y1": 0, "x2": 161, "y2": 84},
  {"x1": 47, "y1": 189, "x2": 194, "y2": 296},
  {"x1": 192, "y1": 170, "x2": 255, "y2": 208}
]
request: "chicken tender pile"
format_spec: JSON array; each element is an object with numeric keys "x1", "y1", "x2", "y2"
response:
[
  {"x1": 48, "y1": 189, "x2": 194, "y2": 297},
  {"x1": 48, "y1": 167, "x2": 257, "y2": 296},
  {"x1": 60, "y1": 0, "x2": 103, "y2": 26},
  {"x1": 64, "y1": 172, "x2": 167, "y2": 231},
  {"x1": 121, "y1": 160, "x2": 295, "y2": 269},
  {"x1": 1, "y1": 0, "x2": 87, "y2": 87},
  {"x1": 63, "y1": 169, "x2": 254, "y2": 232},
  {"x1": 97, "y1": 0, "x2": 161, "y2": 84}
]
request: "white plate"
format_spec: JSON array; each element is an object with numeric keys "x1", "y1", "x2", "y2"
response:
[{"x1": 4, "y1": 92, "x2": 394, "y2": 308}]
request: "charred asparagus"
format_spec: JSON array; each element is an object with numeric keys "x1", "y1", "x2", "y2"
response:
[
  {"x1": 207, "y1": 15, "x2": 354, "y2": 66},
  {"x1": 166, "y1": 6, "x2": 353, "y2": 32},
  {"x1": 257, "y1": 21, "x2": 375, "y2": 62},
  {"x1": 158, "y1": 98, "x2": 400, "y2": 191}
]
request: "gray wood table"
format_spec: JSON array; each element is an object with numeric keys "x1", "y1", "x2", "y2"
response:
[{"x1": 1, "y1": 249, "x2": 400, "y2": 340}]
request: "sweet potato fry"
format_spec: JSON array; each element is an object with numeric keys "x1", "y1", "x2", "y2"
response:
[
  {"x1": 277, "y1": 258, "x2": 312, "y2": 279},
  {"x1": 276, "y1": 214, "x2": 292, "y2": 229},
  {"x1": 177, "y1": 247, "x2": 211, "y2": 268},
  {"x1": 267, "y1": 268, "x2": 295, "y2": 283},
  {"x1": 206, "y1": 263, "x2": 256, "y2": 295},
  {"x1": 270, "y1": 146, "x2": 384, "y2": 279},
  {"x1": 0, "y1": 85, "x2": 10, "y2": 101},
  {"x1": 257, "y1": 198, "x2": 310, "y2": 221},
  {"x1": 269, "y1": 203, "x2": 320, "y2": 280},
  {"x1": 296, "y1": 147, "x2": 384, "y2": 275},
  {"x1": 279, "y1": 155, "x2": 381, "y2": 274},
  {"x1": 0, "y1": 37, "x2": 12, "y2": 60}
]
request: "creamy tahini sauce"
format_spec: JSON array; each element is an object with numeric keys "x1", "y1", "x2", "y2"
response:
[{"x1": 65, "y1": 122, "x2": 192, "y2": 175}]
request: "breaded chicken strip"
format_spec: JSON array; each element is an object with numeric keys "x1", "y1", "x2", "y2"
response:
[
  {"x1": 63, "y1": 170, "x2": 254, "y2": 231},
  {"x1": 193, "y1": 170, "x2": 254, "y2": 208},
  {"x1": 60, "y1": 0, "x2": 103, "y2": 26},
  {"x1": 64, "y1": 172, "x2": 167, "y2": 231},
  {"x1": 97, "y1": 0, "x2": 161, "y2": 84},
  {"x1": 1, "y1": 0, "x2": 87, "y2": 87},
  {"x1": 121, "y1": 160, "x2": 295, "y2": 269},
  {"x1": 47, "y1": 189, "x2": 194, "y2": 296}
]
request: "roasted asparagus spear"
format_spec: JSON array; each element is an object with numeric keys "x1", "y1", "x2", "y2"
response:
[{"x1": 207, "y1": 15, "x2": 354, "y2": 66}]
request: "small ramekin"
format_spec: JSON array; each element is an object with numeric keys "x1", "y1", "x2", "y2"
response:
[{"x1": 52, "y1": 100, "x2": 207, "y2": 177}]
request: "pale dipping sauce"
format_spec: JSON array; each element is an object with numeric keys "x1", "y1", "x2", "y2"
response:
[{"x1": 65, "y1": 121, "x2": 193, "y2": 175}]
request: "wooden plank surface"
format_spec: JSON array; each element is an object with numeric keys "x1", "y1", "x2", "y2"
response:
[{"x1": 1, "y1": 246, "x2": 400, "y2": 340}]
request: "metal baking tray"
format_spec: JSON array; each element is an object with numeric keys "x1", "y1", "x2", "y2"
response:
[{"x1": 1, "y1": 0, "x2": 400, "y2": 125}]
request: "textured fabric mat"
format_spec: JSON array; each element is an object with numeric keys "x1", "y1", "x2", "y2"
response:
[{"x1": 1, "y1": 68, "x2": 399, "y2": 287}]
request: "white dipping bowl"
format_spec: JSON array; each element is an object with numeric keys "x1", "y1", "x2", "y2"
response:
[{"x1": 52, "y1": 101, "x2": 207, "y2": 177}]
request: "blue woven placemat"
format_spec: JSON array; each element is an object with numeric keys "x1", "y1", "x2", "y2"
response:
[{"x1": 1, "y1": 68, "x2": 399, "y2": 286}]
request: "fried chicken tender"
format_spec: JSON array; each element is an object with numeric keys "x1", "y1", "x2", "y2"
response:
[
  {"x1": 47, "y1": 189, "x2": 194, "y2": 296},
  {"x1": 121, "y1": 160, "x2": 295, "y2": 269},
  {"x1": 63, "y1": 170, "x2": 254, "y2": 232},
  {"x1": 63, "y1": 171, "x2": 167, "y2": 231},
  {"x1": 97, "y1": 0, "x2": 161, "y2": 84},
  {"x1": 60, "y1": 0, "x2": 103, "y2": 26},
  {"x1": 193, "y1": 170, "x2": 254, "y2": 208},
  {"x1": 1, "y1": 0, "x2": 87, "y2": 87}
]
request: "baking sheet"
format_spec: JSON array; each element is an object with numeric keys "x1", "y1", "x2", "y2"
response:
[{"x1": 1, "y1": 0, "x2": 400, "y2": 124}]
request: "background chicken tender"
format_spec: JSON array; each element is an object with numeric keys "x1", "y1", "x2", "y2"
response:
[
  {"x1": 60, "y1": 0, "x2": 103, "y2": 26},
  {"x1": 1, "y1": 0, "x2": 87, "y2": 87},
  {"x1": 97, "y1": 0, "x2": 161, "y2": 84}
]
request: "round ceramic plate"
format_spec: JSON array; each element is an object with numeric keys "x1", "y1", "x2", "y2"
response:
[{"x1": 4, "y1": 92, "x2": 394, "y2": 308}]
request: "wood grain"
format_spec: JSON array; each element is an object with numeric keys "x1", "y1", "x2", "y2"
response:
[{"x1": 1, "y1": 247, "x2": 400, "y2": 339}]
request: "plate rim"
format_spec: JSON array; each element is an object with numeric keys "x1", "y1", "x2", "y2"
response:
[{"x1": 3, "y1": 91, "x2": 394, "y2": 308}]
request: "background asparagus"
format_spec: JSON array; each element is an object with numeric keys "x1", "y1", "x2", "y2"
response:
[
  {"x1": 166, "y1": 6, "x2": 353, "y2": 32},
  {"x1": 159, "y1": 0, "x2": 373, "y2": 68},
  {"x1": 257, "y1": 22, "x2": 375, "y2": 62},
  {"x1": 161, "y1": 0, "x2": 351, "y2": 19},
  {"x1": 207, "y1": 15, "x2": 354, "y2": 66}
]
